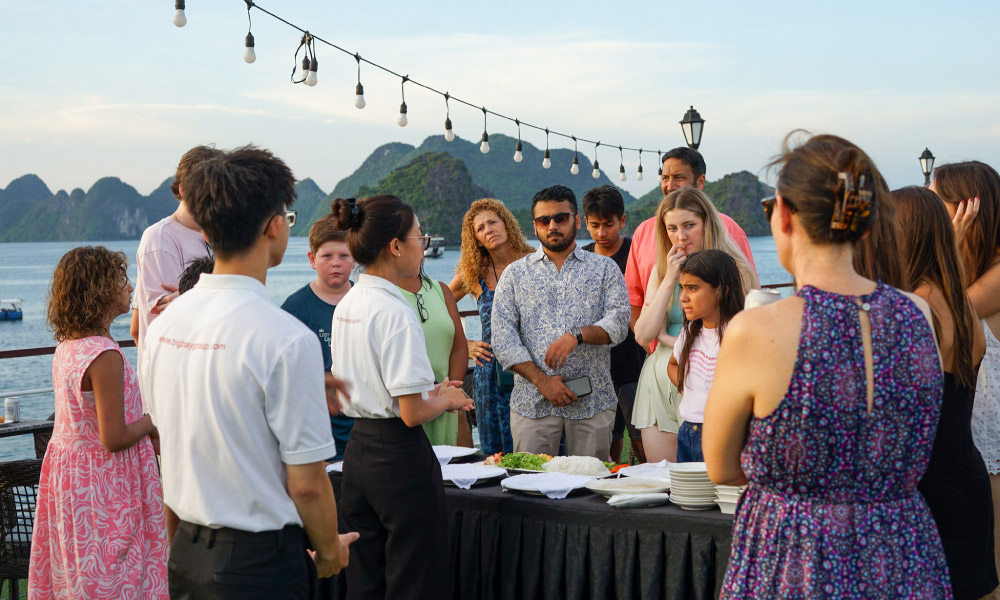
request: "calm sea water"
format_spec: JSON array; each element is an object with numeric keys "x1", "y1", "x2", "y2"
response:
[{"x1": 0, "y1": 236, "x2": 788, "y2": 461}]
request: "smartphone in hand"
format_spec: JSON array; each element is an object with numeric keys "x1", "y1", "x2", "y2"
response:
[{"x1": 563, "y1": 376, "x2": 592, "y2": 398}]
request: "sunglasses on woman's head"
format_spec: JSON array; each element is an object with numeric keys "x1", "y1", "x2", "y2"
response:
[{"x1": 532, "y1": 212, "x2": 576, "y2": 226}]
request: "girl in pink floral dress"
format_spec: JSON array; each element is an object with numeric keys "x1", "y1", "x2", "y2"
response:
[{"x1": 29, "y1": 246, "x2": 168, "y2": 599}]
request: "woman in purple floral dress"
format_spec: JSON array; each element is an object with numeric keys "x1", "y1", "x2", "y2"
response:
[{"x1": 703, "y1": 132, "x2": 952, "y2": 598}]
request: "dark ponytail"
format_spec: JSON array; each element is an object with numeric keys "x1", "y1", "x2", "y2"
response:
[{"x1": 330, "y1": 195, "x2": 415, "y2": 267}]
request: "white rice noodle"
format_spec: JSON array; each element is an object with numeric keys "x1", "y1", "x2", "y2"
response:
[{"x1": 542, "y1": 456, "x2": 610, "y2": 477}]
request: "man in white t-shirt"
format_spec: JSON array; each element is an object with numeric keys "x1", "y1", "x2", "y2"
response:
[
  {"x1": 130, "y1": 145, "x2": 217, "y2": 357},
  {"x1": 140, "y1": 145, "x2": 357, "y2": 599}
]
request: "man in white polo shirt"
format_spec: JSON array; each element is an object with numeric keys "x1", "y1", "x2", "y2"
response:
[{"x1": 141, "y1": 145, "x2": 357, "y2": 599}]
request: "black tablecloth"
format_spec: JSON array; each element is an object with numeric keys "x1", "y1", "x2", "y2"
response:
[{"x1": 323, "y1": 472, "x2": 734, "y2": 600}]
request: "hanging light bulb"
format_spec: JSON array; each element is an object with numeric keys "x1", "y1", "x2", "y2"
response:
[
  {"x1": 397, "y1": 75, "x2": 409, "y2": 127},
  {"x1": 173, "y1": 0, "x2": 187, "y2": 27},
  {"x1": 571, "y1": 155, "x2": 579, "y2": 175},
  {"x1": 355, "y1": 83, "x2": 366, "y2": 109},
  {"x1": 243, "y1": 33, "x2": 256, "y2": 63},
  {"x1": 542, "y1": 128, "x2": 551, "y2": 168},
  {"x1": 479, "y1": 108, "x2": 490, "y2": 153},
  {"x1": 442, "y1": 94, "x2": 454, "y2": 141},
  {"x1": 296, "y1": 57, "x2": 310, "y2": 84},
  {"x1": 242, "y1": 6, "x2": 255, "y2": 63},
  {"x1": 305, "y1": 58, "x2": 318, "y2": 86},
  {"x1": 619, "y1": 165, "x2": 627, "y2": 182},
  {"x1": 637, "y1": 164, "x2": 644, "y2": 181},
  {"x1": 480, "y1": 132, "x2": 490, "y2": 154},
  {"x1": 657, "y1": 151, "x2": 663, "y2": 177},
  {"x1": 592, "y1": 142, "x2": 601, "y2": 178},
  {"x1": 354, "y1": 55, "x2": 366, "y2": 108},
  {"x1": 512, "y1": 119, "x2": 523, "y2": 162}
]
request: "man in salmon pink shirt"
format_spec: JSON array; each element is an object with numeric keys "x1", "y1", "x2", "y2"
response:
[{"x1": 625, "y1": 147, "x2": 757, "y2": 344}]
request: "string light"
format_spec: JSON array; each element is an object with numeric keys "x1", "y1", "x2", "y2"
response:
[
  {"x1": 513, "y1": 119, "x2": 523, "y2": 162},
  {"x1": 354, "y1": 54, "x2": 366, "y2": 109},
  {"x1": 542, "y1": 129, "x2": 551, "y2": 169},
  {"x1": 443, "y1": 93, "x2": 454, "y2": 141},
  {"x1": 571, "y1": 136, "x2": 579, "y2": 175},
  {"x1": 173, "y1": 0, "x2": 187, "y2": 27},
  {"x1": 657, "y1": 150, "x2": 663, "y2": 177},
  {"x1": 210, "y1": 1, "x2": 672, "y2": 172},
  {"x1": 480, "y1": 107, "x2": 490, "y2": 154},
  {"x1": 305, "y1": 57, "x2": 318, "y2": 86},
  {"x1": 397, "y1": 75, "x2": 409, "y2": 127},
  {"x1": 290, "y1": 33, "x2": 312, "y2": 85},
  {"x1": 243, "y1": 2, "x2": 256, "y2": 63},
  {"x1": 618, "y1": 146, "x2": 627, "y2": 182}
]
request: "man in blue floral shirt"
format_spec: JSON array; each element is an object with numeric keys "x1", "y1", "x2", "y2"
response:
[{"x1": 492, "y1": 185, "x2": 631, "y2": 460}]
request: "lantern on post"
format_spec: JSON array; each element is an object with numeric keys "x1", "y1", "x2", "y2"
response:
[
  {"x1": 680, "y1": 106, "x2": 705, "y2": 150},
  {"x1": 919, "y1": 148, "x2": 935, "y2": 186}
]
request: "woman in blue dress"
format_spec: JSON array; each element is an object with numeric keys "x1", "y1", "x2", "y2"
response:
[{"x1": 450, "y1": 198, "x2": 534, "y2": 455}]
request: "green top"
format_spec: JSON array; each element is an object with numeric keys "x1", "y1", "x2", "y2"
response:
[
  {"x1": 398, "y1": 278, "x2": 458, "y2": 445},
  {"x1": 398, "y1": 278, "x2": 455, "y2": 382},
  {"x1": 667, "y1": 283, "x2": 684, "y2": 337}
]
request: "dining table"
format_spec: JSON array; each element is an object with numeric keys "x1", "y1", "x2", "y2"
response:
[{"x1": 323, "y1": 464, "x2": 734, "y2": 600}]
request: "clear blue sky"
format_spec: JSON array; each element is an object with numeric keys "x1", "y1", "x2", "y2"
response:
[{"x1": 2, "y1": 1, "x2": 998, "y2": 199}]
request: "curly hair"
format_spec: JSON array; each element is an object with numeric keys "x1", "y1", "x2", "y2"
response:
[
  {"x1": 47, "y1": 246, "x2": 129, "y2": 342},
  {"x1": 455, "y1": 198, "x2": 535, "y2": 298}
]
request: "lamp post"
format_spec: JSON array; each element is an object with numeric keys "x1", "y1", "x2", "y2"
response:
[
  {"x1": 919, "y1": 148, "x2": 935, "y2": 186},
  {"x1": 680, "y1": 106, "x2": 705, "y2": 151}
]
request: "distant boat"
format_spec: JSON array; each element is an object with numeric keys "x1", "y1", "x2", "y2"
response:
[
  {"x1": 424, "y1": 236, "x2": 446, "y2": 258},
  {"x1": 0, "y1": 299, "x2": 23, "y2": 321}
]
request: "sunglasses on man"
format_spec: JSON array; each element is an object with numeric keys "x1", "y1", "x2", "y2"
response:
[{"x1": 532, "y1": 212, "x2": 576, "y2": 226}]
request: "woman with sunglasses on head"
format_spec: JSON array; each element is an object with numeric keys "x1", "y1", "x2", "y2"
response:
[
  {"x1": 895, "y1": 185, "x2": 996, "y2": 600},
  {"x1": 703, "y1": 132, "x2": 952, "y2": 598},
  {"x1": 398, "y1": 259, "x2": 471, "y2": 446},
  {"x1": 632, "y1": 187, "x2": 758, "y2": 463},
  {"x1": 930, "y1": 160, "x2": 1000, "y2": 590},
  {"x1": 329, "y1": 195, "x2": 473, "y2": 600},
  {"x1": 449, "y1": 198, "x2": 535, "y2": 456}
]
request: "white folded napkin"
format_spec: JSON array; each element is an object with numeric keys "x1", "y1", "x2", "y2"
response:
[
  {"x1": 440, "y1": 464, "x2": 504, "y2": 489},
  {"x1": 607, "y1": 493, "x2": 671, "y2": 508},
  {"x1": 530, "y1": 473, "x2": 593, "y2": 499},
  {"x1": 325, "y1": 462, "x2": 344, "y2": 473}
]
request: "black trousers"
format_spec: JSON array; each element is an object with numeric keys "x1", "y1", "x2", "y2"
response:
[
  {"x1": 168, "y1": 520, "x2": 316, "y2": 600},
  {"x1": 341, "y1": 417, "x2": 451, "y2": 600}
]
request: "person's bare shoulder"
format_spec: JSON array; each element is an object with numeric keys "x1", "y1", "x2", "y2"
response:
[
  {"x1": 900, "y1": 290, "x2": 936, "y2": 329},
  {"x1": 724, "y1": 296, "x2": 803, "y2": 356}
]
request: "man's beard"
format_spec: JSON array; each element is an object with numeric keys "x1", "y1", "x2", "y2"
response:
[{"x1": 540, "y1": 230, "x2": 575, "y2": 253}]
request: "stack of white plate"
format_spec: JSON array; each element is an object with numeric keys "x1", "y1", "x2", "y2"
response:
[
  {"x1": 668, "y1": 462, "x2": 716, "y2": 510},
  {"x1": 714, "y1": 484, "x2": 747, "y2": 515}
]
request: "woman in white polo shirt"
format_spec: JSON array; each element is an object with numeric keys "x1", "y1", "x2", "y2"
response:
[{"x1": 330, "y1": 195, "x2": 473, "y2": 600}]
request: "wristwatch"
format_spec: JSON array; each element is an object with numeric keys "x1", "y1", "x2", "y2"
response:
[{"x1": 570, "y1": 326, "x2": 583, "y2": 345}]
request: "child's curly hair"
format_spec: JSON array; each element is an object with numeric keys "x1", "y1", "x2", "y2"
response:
[{"x1": 47, "y1": 246, "x2": 129, "y2": 341}]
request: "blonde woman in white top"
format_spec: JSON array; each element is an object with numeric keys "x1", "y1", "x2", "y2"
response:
[{"x1": 329, "y1": 195, "x2": 472, "y2": 600}]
